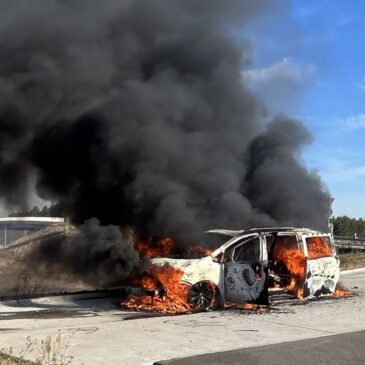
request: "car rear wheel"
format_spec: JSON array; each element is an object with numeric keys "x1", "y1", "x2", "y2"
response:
[{"x1": 188, "y1": 281, "x2": 218, "y2": 312}]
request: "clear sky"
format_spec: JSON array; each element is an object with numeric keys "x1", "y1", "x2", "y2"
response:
[{"x1": 243, "y1": 0, "x2": 365, "y2": 218}]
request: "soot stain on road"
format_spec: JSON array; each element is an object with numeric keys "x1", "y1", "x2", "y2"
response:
[{"x1": 0, "y1": 309, "x2": 100, "y2": 321}]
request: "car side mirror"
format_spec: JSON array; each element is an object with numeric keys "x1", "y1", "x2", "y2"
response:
[
  {"x1": 212, "y1": 253, "x2": 223, "y2": 263},
  {"x1": 212, "y1": 253, "x2": 229, "y2": 263}
]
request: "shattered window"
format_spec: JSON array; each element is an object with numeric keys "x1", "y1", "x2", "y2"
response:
[
  {"x1": 232, "y1": 237, "x2": 260, "y2": 262},
  {"x1": 306, "y1": 236, "x2": 333, "y2": 259}
]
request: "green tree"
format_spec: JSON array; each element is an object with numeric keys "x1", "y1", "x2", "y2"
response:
[{"x1": 332, "y1": 216, "x2": 365, "y2": 239}]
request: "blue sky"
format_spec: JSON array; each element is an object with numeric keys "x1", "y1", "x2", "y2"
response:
[{"x1": 243, "y1": 0, "x2": 365, "y2": 218}]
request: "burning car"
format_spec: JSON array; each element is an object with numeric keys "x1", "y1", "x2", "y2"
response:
[{"x1": 123, "y1": 227, "x2": 340, "y2": 313}]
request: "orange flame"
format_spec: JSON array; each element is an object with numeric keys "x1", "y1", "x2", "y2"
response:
[
  {"x1": 136, "y1": 237, "x2": 175, "y2": 258},
  {"x1": 333, "y1": 287, "x2": 352, "y2": 298},
  {"x1": 124, "y1": 237, "x2": 215, "y2": 313},
  {"x1": 136, "y1": 237, "x2": 212, "y2": 259},
  {"x1": 272, "y1": 236, "x2": 306, "y2": 298},
  {"x1": 224, "y1": 302, "x2": 269, "y2": 314},
  {"x1": 121, "y1": 264, "x2": 191, "y2": 314},
  {"x1": 306, "y1": 237, "x2": 333, "y2": 259}
]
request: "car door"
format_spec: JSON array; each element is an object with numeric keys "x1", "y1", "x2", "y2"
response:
[
  {"x1": 302, "y1": 235, "x2": 340, "y2": 297},
  {"x1": 224, "y1": 234, "x2": 269, "y2": 304}
]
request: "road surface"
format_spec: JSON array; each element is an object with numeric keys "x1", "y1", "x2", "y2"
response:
[
  {"x1": 0, "y1": 268, "x2": 364, "y2": 365},
  {"x1": 155, "y1": 330, "x2": 365, "y2": 365}
]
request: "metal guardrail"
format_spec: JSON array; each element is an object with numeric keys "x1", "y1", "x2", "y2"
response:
[
  {"x1": 0, "y1": 217, "x2": 65, "y2": 246},
  {"x1": 334, "y1": 236, "x2": 365, "y2": 251},
  {"x1": 0, "y1": 223, "x2": 70, "y2": 252}
]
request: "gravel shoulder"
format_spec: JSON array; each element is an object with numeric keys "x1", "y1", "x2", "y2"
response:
[{"x1": 339, "y1": 252, "x2": 365, "y2": 270}]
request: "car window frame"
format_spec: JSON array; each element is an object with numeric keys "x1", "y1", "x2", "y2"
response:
[{"x1": 223, "y1": 234, "x2": 262, "y2": 263}]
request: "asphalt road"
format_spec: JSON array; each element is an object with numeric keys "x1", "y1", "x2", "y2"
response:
[
  {"x1": 0, "y1": 268, "x2": 364, "y2": 364},
  {"x1": 155, "y1": 330, "x2": 365, "y2": 365}
]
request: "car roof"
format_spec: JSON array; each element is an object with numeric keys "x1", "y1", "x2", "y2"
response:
[
  {"x1": 206, "y1": 226, "x2": 327, "y2": 237},
  {"x1": 208, "y1": 227, "x2": 331, "y2": 257}
]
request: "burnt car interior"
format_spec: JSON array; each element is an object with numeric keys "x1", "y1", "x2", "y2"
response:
[
  {"x1": 267, "y1": 233, "x2": 336, "y2": 298},
  {"x1": 223, "y1": 236, "x2": 264, "y2": 286},
  {"x1": 267, "y1": 234, "x2": 305, "y2": 294}
]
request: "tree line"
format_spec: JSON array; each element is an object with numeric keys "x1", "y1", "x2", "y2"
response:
[{"x1": 331, "y1": 216, "x2": 365, "y2": 239}]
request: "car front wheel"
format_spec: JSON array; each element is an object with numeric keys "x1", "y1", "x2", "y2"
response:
[{"x1": 188, "y1": 281, "x2": 218, "y2": 312}]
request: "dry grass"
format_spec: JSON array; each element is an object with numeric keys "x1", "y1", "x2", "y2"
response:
[
  {"x1": 0, "y1": 334, "x2": 73, "y2": 365},
  {"x1": 0, "y1": 336, "x2": 35, "y2": 365},
  {"x1": 0, "y1": 354, "x2": 34, "y2": 365},
  {"x1": 339, "y1": 252, "x2": 365, "y2": 270}
]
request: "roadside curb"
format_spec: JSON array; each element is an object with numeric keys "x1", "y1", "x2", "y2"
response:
[{"x1": 341, "y1": 267, "x2": 365, "y2": 275}]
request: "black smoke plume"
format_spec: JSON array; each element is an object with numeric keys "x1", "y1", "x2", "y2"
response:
[
  {"x1": 0, "y1": 0, "x2": 330, "y2": 256},
  {"x1": 27, "y1": 219, "x2": 144, "y2": 287}
]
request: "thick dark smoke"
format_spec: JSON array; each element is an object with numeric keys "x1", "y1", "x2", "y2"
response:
[
  {"x1": 245, "y1": 117, "x2": 330, "y2": 228},
  {"x1": 0, "y1": 0, "x2": 331, "y2": 250},
  {"x1": 27, "y1": 219, "x2": 144, "y2": 287}
]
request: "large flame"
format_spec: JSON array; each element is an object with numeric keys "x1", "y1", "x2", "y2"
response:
[
  {"x1": 306, "y1": 236, "x2": 333, "y2": 259},
  {"x1": 136, "y1": 237, "x2": 212, "y2": 258},
  {"x1": 136, "y1": 237, "x2": 175, "y2": 258},
  {"x1": 271, "y1": 236, "x2": 306, "y2": 298},
  {"x1": 122, "y1": 237, "x2": 213, "y2": 313},
  {"x1": 121, "y1": 264, "x2": 191, "y2": 314}
]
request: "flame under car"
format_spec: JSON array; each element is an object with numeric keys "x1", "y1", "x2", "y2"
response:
[{"x1": 125, "y1": 227, "x2": 340, "y2": 312}]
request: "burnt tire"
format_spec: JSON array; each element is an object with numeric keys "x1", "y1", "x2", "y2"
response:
[{"x1": 188, "y1": 281, "x2": 218, "y2": 312}]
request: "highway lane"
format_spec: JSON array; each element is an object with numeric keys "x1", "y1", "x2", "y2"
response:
[
  {"x1": 155, "y1": 330, "x2": 365, "y2": 365},
  {"x1": 0, "y1": 268, "x2": 364, "y2": 365}
]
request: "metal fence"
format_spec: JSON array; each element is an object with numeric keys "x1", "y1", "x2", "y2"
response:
[
  {"x1": 334, "y1": 236, "x2": 365, "y2": 251},
  {"x1": 0, "y1": 217, "x2": 65, "y2": 247}
]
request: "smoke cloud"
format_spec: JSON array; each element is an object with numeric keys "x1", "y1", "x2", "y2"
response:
[
  {"x1": 27, "y1": 218, "x2": 144, "y2": 287},
  {"x1": 0, "y1": 0, "x2": 331, "y2": 249}
]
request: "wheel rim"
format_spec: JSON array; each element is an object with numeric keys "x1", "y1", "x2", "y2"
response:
[{"x1": 188, "y1": 281, "x2": 215, "y2": 311}]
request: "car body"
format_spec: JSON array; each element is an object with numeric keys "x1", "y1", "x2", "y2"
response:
[{"x1": 151, "y1": 227, "x2": 340, "y2": 310}]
